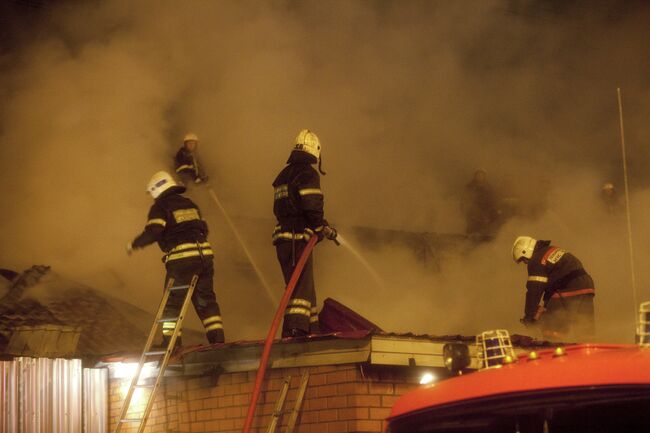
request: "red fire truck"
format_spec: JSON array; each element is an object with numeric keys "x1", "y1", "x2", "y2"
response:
[{"x1": 386, "y1": 341, "x2": 650, "y2": 433}]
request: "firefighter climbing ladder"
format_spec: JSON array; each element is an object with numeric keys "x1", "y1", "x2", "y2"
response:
[{"x1": 113, "y1": 275, "x2": 198, "y2": 433}]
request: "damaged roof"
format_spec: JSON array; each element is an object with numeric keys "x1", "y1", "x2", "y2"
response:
[{"x1": 0, "y1": 265, "x2": 160, "y2": 358}]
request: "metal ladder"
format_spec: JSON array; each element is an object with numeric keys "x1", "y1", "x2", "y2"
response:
[
  {"x1": 113, "y1": 275, "x2": 198, "y2": 433},
  {"x1": 266, "y1": 373, "x2": 310, "y2": 433}
]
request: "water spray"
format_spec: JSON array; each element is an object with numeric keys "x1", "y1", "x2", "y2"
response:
[
  {"x1": 205, "y1": 186, "x2": 278, "y2": 304},
  {"x1": 336, "y1": 234, "x2": 386, "y2": 291},
  {"x1": 616, "y1": 88, "x2": 639, "y2": 321}
]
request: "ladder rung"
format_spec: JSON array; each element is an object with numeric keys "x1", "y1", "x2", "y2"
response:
[
  {"x1": 135, "y1": 384, "x2": 155, "y2": 388},
  {"x1": 157, "y1": 317, "x2": 179, "y2": 323},
  {"x1": 145, "y1": 350, "x2": 167, "y2": 356},
  {"x1": 169, "y1": 285, "x2": 190, "y2": 291},
  {"x1": 166, "y1": 365, "x2": 184, "y2": 371},
  {"x1": 120, "y1": 418, "x2": 142, "y2": 423}
]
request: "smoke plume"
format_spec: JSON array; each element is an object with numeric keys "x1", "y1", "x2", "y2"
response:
[{"x1": 1, "y1": 0, "x2": 649, "y2": 343}]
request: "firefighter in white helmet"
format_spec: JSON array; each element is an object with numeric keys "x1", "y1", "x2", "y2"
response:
[
  {"x1": 175, "y1": 132, "x2": 208, "y2": 184},
  {"x1": 272, "y1": 129, "x2": 337, "y2": 338},
  {"x1": 127, "y1": 171, "x2": 225, "y2": 345},
  {"x1": 600, "y1": 182, "x2": 620, "y2": 214},
  {"x1": 512, "y1": 236, "x2": 595, "y2": 340}
]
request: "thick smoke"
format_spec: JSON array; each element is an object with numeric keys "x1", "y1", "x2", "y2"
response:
[{"x1": 0, "y1": 0, "x2": 648, "y2": 342}]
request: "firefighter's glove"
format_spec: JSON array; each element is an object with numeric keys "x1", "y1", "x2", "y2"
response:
[
  {"x1": 126, "y1": 242, "x2": 133, "y2": 256},
  {"x1": 323, "y1": 226, "x2": 340, "y2": 245}
]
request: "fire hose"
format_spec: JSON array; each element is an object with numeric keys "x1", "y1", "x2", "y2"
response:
[{"x1": 242, "y1": 235, "x2": 318, "y2": 433}]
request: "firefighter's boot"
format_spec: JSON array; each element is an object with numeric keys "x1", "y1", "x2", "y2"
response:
[
  {"x1": 207, "y1": 329, "x2": 225, "y2": 344},
  {"x1": 283, "y1": 328, "x2": 309, "y2": 339},
  {"x1": 160, "y1": 335, "x2": 183, "y2": 350}
]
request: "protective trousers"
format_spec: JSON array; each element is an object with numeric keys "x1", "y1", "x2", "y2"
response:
[
  {"x1": 276, "y1": 241, "x2": 319, "y2": 337},
  {"x1": 163, "y1": 256, "x2": 224, "y2": 344},
  {"x1": 540, "y1": 294, "x2": 595, "y2": 341}
]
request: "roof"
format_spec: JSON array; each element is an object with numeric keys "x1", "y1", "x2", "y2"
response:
[
  {"x1": 102, "y1": 331, "x2": 482, "y2": 379},
  {"x1": 99, "y1": 296, "x2": 556, "y2": 378},
  {"x1": 388, "y1": 344, "x2": 650, "y2": 421},
  {"x1": 0, "y1": 266, "x2": 201, "y2": 358}
]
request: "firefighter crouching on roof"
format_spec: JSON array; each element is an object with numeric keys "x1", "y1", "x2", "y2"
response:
[
  {"x1": 272, "y1": 129, "x2": 337, "y2": 338},
  {"x1": 127, "y1": 171, "x2": 225, "y2": 345},
  {"x1": 512, "y1": 236, "x2": 595, "y2": 340},
  {"x1": 175, "y1": 133, "x2": 208, "y2": 184}
]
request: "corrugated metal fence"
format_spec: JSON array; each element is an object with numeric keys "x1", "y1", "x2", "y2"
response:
[{"x1": 1, "y1": 358, "x2": 107, "y2": 433}]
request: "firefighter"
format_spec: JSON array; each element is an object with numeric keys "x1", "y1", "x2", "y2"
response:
[
  {"x1": 461, "y1": 169, "x2": 500, "y2": 239},
  {"x1": 601, "y1": 182, "x2": 621, "y2": 214},
  {"x1": 175, "y1": 133, "x2": 208, "y2": 184},
  {"x1": 272, "y1": 129, "x2": 337, "y2": 338},
  {"x1": 127, "y1": 171, "x2": 224, "y2": 345},
  {"x1": 512, "y1": 236, "x2": 595, "y2": 340}
]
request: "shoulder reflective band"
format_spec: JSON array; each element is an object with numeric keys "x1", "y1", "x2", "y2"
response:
[
  {"x1": 274, "y1": 184, "x2": 289, "y2": 200},
  {"x1": 528, "y1": 275, "x2": 549, "y2": 283},
  {"x1": 176, "y1": 164, "x2": 194, "y2": 172},
  {"x1": 173, "y1": 208, "x2": 200, "y2": 223},
  {"x1": 147, "y1": 218, "x2": 167, "y2": 227},
  {"x1": 298, "y1": 188, "x2": 322, "y2": 196}
]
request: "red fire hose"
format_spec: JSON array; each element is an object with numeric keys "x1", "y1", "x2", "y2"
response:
[{"x1": 242, "y1": 235, "x2": 318, "y2": 433}]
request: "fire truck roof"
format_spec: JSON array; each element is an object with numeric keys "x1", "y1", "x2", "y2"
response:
[{"x1": 388, "y1": 344, "x2": 650, "y2": 421}]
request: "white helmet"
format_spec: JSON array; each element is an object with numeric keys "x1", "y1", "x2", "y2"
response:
[
  {"x1": 512, "y1": 236, "x2": 537, "y2": 263},
  {"x1": 602, "y1": 182, "x2": 614, "y2": 191},
  {"x1": 183, "y1": 132, "x2": 199, "y2": 143},
  {"x1": 146, "y1": 171, "x2": 178, "y2": 199},
  {"x1": 294, "y1": 129, "x2": 321, "y2": 159}
]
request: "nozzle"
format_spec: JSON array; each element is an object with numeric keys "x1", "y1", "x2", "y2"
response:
[{"x1": 324, "y1": 226, "x2": 339, "y2": 246}]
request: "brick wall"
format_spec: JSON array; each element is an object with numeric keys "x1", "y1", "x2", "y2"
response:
[{"x1": 109, "y1": 363, "x2": 420, "y2": 433}]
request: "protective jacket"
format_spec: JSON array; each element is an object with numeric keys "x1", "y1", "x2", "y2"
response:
[
  {"x1": 132, "y1": 186, "x2": 213, "y2": 263},
  {"x1": 273, "y1": 150, "x2": 326, "y2": 336},
  {"x1": 524, "y1": 240, "x2": 595, "y2": 321},
  {"x1": 272, "y1": 151, "x2": 326, "y2": 243},
  {"x1": 175, "y1": 147, "x2": 200, "y2": 180},
  {"x1": 132, "y1": 186, "x2": 222, "y2": 343}
]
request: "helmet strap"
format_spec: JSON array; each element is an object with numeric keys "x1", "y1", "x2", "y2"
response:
[{"x1": 318, "y1": 154, "x2": 327, "y2": 175}]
